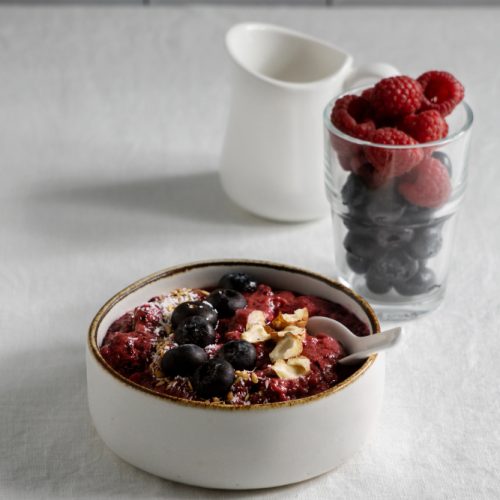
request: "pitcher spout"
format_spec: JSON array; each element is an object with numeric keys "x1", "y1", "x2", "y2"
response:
[{"x1": 225, "y1": 22, "x2": 352, "y2": 88}]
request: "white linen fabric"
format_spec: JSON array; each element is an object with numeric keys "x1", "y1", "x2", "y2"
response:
[{"x1": 0, "y1": 5, "x2": 499, "y2": 499}]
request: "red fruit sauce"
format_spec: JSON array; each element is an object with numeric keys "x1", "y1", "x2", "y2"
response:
[{"x1": 100, "y1": 283, "x2": 371, "y2": 405}]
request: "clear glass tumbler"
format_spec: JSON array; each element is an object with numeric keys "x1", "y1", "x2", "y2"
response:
[{"x1": 324, "y1": 87, "x2": 473, "y2": 320}]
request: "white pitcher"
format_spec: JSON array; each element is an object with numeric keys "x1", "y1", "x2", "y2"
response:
[{"x1": 219, "y1": 23, "x2": 398, "y2": 222}]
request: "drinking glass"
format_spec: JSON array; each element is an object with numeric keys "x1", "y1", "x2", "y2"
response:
[{"x1": 324, "y1": 87, "x2": 473, "y2": 320}]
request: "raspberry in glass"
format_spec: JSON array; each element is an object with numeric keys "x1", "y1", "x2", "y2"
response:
[
  {"x1": 398, "y1": 157, "x2": 451, "y2": 208},
  {"x1": 417, "y1": 70, "x2": 464, "y2": 117},
  {"x1": 400, "y1": 110, "x2": 449, "y2": 143},
  {"x1": 370, "y1": 75, "x2": 423, "y2": 119},
  {"x1": 364, "y1": 127, "x2": 424, "y2": 177},
  {"x1": 330, "y1": 94, "x2": 376, "y2": 139}
]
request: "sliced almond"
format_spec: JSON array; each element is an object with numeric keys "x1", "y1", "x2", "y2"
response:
[
  {"x1": 270, "y1": 313, "x2": 288, "y2": 331},
  {"x1": 282, "y1": 308, "x2": 309, "y2": 324},
  {"x1": 271, "y1": 356, "x2": 311, "y2": 379},
  {"x1": 246, "y1": 310, "x2": 266, "y2": 327},
  {"x1": 242, "y1": 323, "x2": 271, "y2": 343},
  {"x1": 270, "y1": 359, "x2": 290, "y2": 379},
  {"x1": 269, "y1": 333, "x2": 303, "y2": 362},
  {"x1": 271, "y1": 308, "x2": 309, "y2": 330},
  {"x1": 287, "y1": 356, "x2": 311, "y2": 374},
  {"x1": 271, "y1": 324, "x2": 306, "y2": 340}
]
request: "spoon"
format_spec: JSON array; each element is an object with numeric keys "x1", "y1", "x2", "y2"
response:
[{"x1": 306, "y1": 316, "x2": 402, "y2": 365}]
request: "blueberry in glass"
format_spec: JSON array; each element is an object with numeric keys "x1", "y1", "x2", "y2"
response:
[
  {"x1": 376, "y1": 226, "x2": 414, "y2": 249},
  {"x1": 432, "y1": 150, "x2": 452, "y2": 177},
  {"x1": 365, "y1": 266, "x2": 392, "y2": 295},
  {"x1": 399, "y1": 203, "x2": 435, "y2": 226},
  {"x1": 343, "y1": 231, "x2": 381, "y2": 261},
  {"x1": 342, "y1": 215, "x2": 371, "y2": 233},
  {"x1": 342, "y1": 173, "x2": 370, "y2": 209},
  {"x1": 366, "y1": 187, "x2": 406, "y2": 225},
  {"x1": 407, "y1": 225, "x2": 443, "y2": 259},
  {"x1": 370, "y1": 249, "x2": 419, "y2": 285},
  {"x1": 395, "y1": 266, "x2": 437, "y2": 296},
  {"x1": 346, "y1": 252, "x2": 371, "y2": 274}
]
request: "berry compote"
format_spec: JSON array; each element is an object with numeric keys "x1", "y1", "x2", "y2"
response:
[{"x1": 100, "y1": 274, "x2": 370, "y2": 405}]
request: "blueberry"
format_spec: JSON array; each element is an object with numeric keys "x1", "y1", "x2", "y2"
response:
[
  {"x1": 432, "y1": 151, "x2": 452, "y2": 177},
  {"x1": 395, "y1": 267, "x2": 438, "y2": 296},
  {"x1": 343, "y1": 204, "x2": 375, "y2": 227},
  {"x1": 370, "y1": 249, "x2": 419, "y2": 285},
  {"x1": 174, "y1": 316, "x2": 216, "y2": 347},
  {"x1": 341, "y1": 174, "x2": 369, "y2": 209},
  {"x1": 366, "y1": 187, "x2": 406, "y2": 225},
  {"x1": 365, "y1": 267, "x2": 392, "y2": 294},
  {"x1": 376, "y1": 226, "x2": 414, "y2": 249},
  {"x1": 161, "y1": 344, "x2": 208, "y2": 377},
  {"x1": 206, "y1": 289, "x2": 247, "y2": 319},
  {"x1": 399, "y1": 204, "x2": 435, "y2": 226},
  {"x1": 171, "y1": 301, "x2": 218, "y2": 330},
  {"x1": 346, "y1": 251, "x2": 370, "y2": 274},
  {"x1": 218, "y1": 340, "x2": 257, "y2": 370},
  {"x1": 192, "y1": 359, "x2": 235, "y2": 399},
  {"x1": 343, "y1": 231, "x2": 381, "y2": 260},
  {"x1": 342, "y1": 214, "x2": 370, "y2": 232},
  {"x1": 407, "y1": 225, "x2": 443, "y2": 259},
  {"x1": 218, "y1": 272, "x2": 257, "y2": 293}
]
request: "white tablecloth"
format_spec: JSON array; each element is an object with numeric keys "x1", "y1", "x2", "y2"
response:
[{"x1": 1, "y1": 5, "x2": 499, "y2": 499}]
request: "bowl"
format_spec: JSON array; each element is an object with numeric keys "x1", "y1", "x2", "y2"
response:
[{"x1": 87, "y1": 259, "x2": 383, "y2": 489}]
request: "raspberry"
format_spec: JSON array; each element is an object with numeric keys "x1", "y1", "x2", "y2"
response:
[
  {"x1": 101, "y1": 332, "x2": 157, "y2": 375},
  {"x1": 337, "y1": 154, "x2": 353, "y2": 172},
  {"x1": 330, "y1": 94, "x2": 376, "y2": 139},
  {"x1": 371, "y1": 76, "x2": 423, "y2": 119},
  {"x1": 400, "y1": 110, "x2": 449, "y2": 143},
  {"x1": 417, "y1": 71, "x2": 464, "y2": 117},
  {"x1": 364, "y1": 128, "x2": 424, "y2": 178},
  {"x1": 361, "y1": 87, "x2": 375, "y2": 101},
  {"x1": 337, "y1": 149, "x2": 367, "y2": 172},
  {"x1": 108, "y1": 311, "x2": 134, "y2": 333},
  {"x1": 330, "y1": 133, "x2": 361, "y2": 159},
  {"x1": 133, "y1": 303, "x2": 163, "y2": 335},
  {"x1": 398, "y1": 157, "x2": 451, "y2": 208}
]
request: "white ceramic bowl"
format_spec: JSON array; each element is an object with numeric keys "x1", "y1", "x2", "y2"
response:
[{"x1": 87, "y1": 260, "x2": 383, "y2": 489}]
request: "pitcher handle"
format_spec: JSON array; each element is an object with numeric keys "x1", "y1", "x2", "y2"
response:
[{"x1": 342, "y1": 62, "x2": 400, "y2": 91}]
